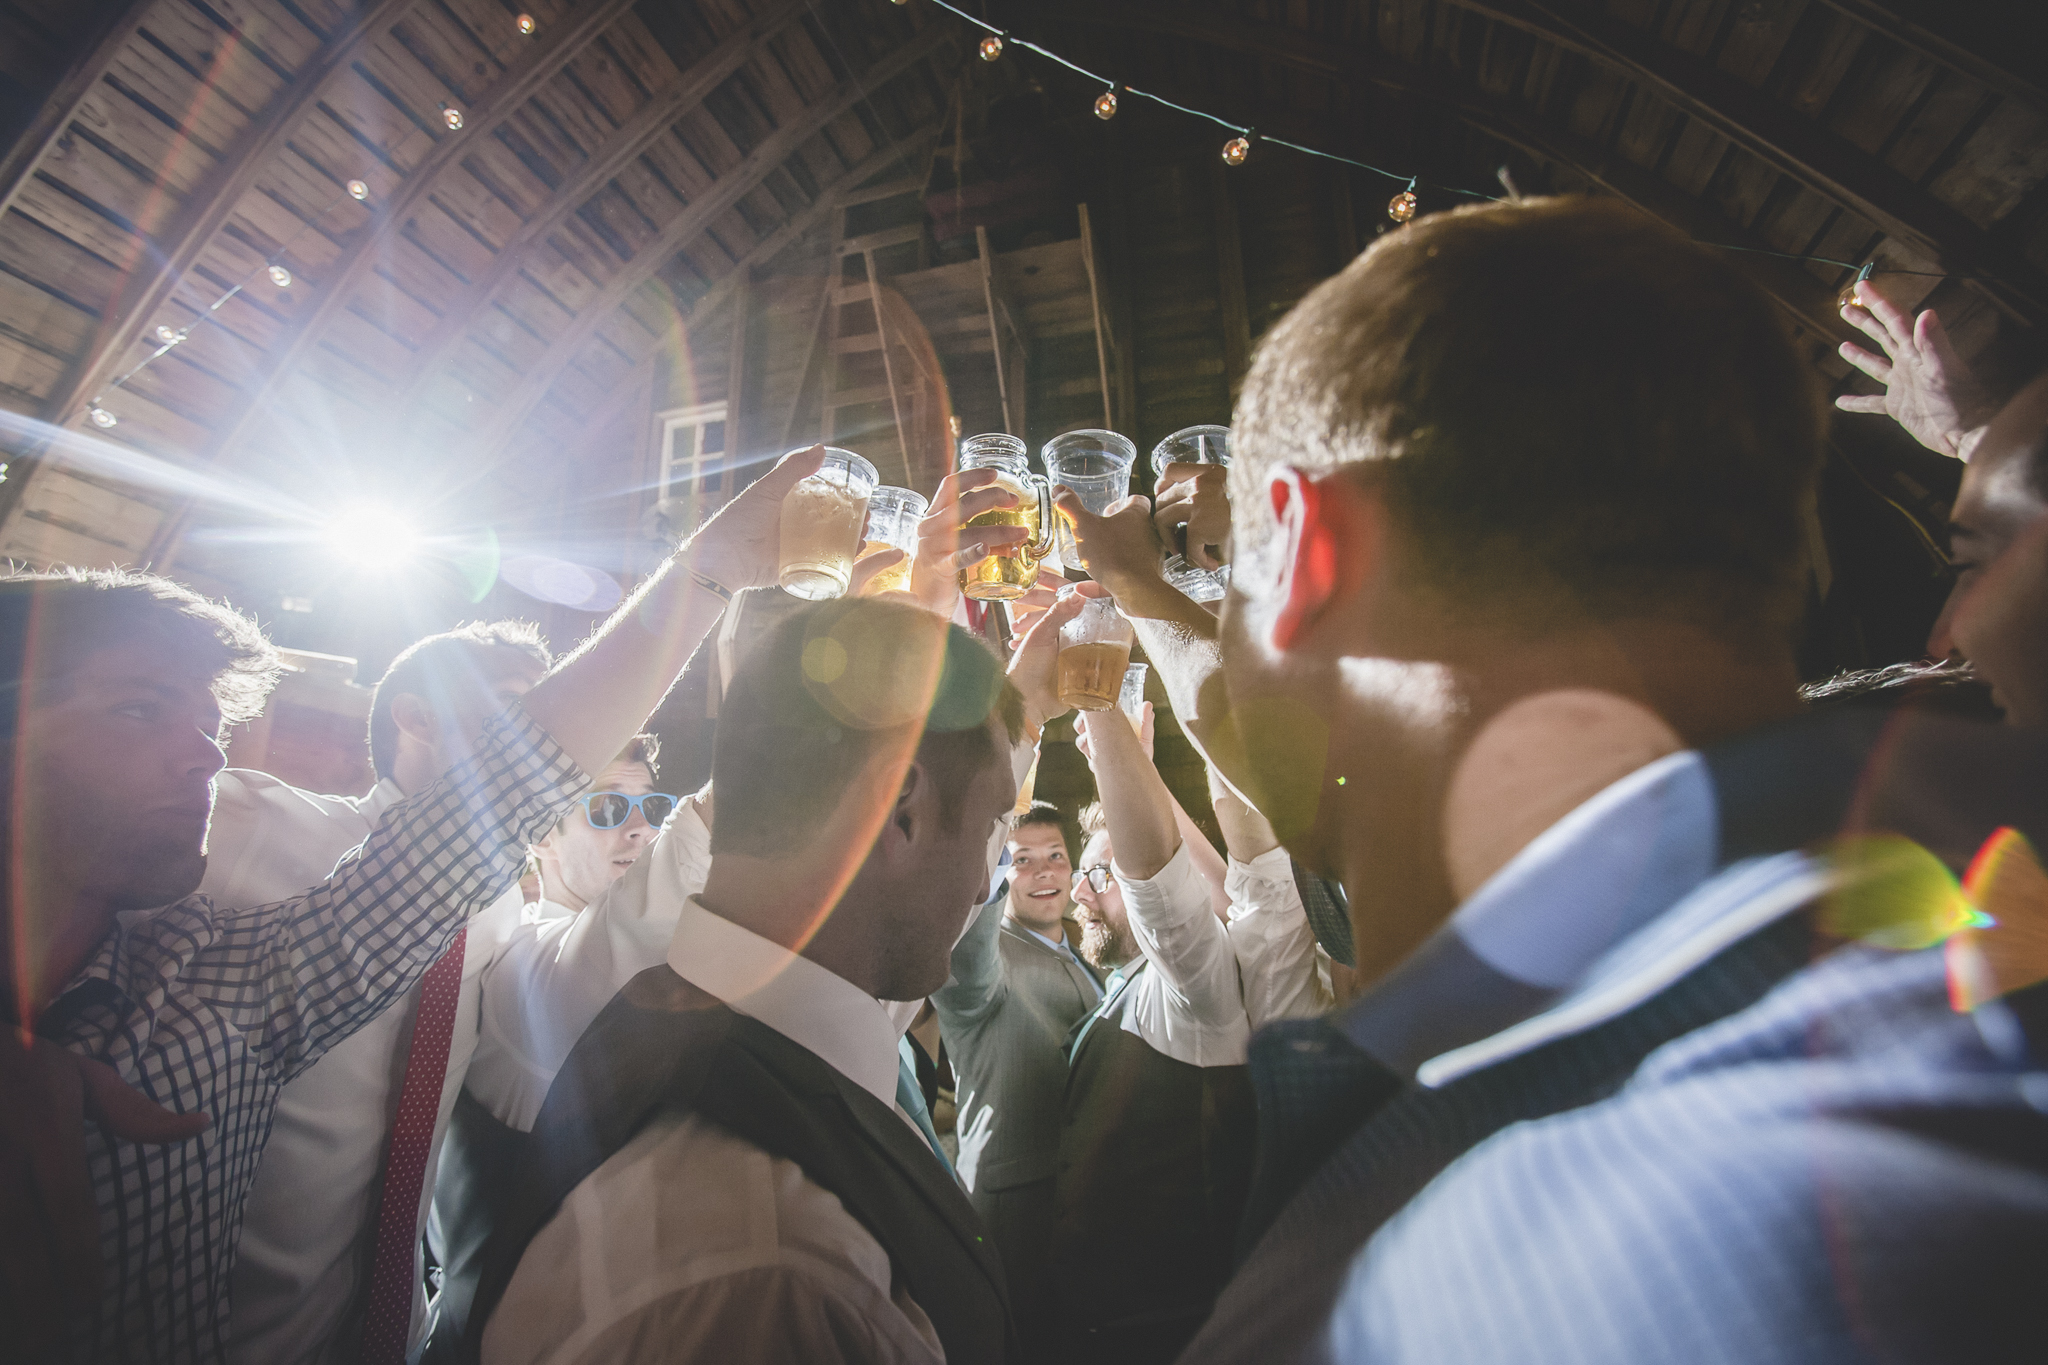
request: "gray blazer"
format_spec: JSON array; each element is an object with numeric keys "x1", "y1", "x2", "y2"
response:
[{"x1": 934, "y1": 892, "x2": 1102, "y2": 1193}]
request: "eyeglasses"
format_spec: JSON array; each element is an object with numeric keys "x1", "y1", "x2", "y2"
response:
[
  {"x1": 576, "y1": 791, "x2": 678, "y2": 830},
  {"x1": 1071, "y1": 865, "x2": 1113, "y2": 895}
]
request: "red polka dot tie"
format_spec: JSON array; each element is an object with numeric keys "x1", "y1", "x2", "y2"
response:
[{"x1": 360, "y1": 930, "x2": 467, "y2": 1365}]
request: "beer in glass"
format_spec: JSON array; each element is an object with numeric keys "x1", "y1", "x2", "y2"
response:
[
  {"x1": 1043, "y1": 429, "x2": 1137, "y2": 573},
  {"x1": 856, "y1": 485, "x2": 928, "y2": 596},
  {"x1": 957, "y1": 433, "x2": 1055, "y2": 601},
  {"x1": 1057, "y1": 593, "x2": 1135, "y2": 711},
  {"x1": 777, "y1": 447, "x2": 877, "y2": 600}
]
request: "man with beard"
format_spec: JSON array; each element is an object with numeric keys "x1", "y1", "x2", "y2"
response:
[{"x1": 1053, "y1": 708, "x2": 1252, "y2": 1365}]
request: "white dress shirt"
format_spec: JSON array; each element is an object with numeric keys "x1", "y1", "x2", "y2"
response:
[
  {"x1": 466, "y1": 791, "x2": 714, "y2": 1131},
  {"x1": 483, "y1": 899, "x2": 945, "y2": 1365},
  {"x1": 1225, "y1": 846, "x2": 1336, "y2": 1026},
  {"x1": 1111, "y1": 843, "x2": 1254, "y2": 1067},
  {"x1": 206, "y1": 769, "x2": 537, "y2": 1365}
]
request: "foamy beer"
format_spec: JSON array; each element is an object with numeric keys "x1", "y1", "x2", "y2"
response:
[
  {"x1": 777, "y1": 447, "x2": 878, "y2": 600},
  {"x1": 957, "y1": 433, "x2": 1056, "y2": 601},
  {"x1": 856, "y1": 485, "x2": 928, "y2": 597},
  {"x1": 1057, "y1": 591, "x2": 1136, "y2": 711}
]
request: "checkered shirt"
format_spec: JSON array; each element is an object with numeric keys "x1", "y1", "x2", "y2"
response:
[{"x1": 36, "y1": 710, "x2": 586, "y2": 1364}]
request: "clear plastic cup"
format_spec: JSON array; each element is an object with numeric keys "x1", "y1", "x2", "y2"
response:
[
  {"x1": 1044, "y1": 429, "x2": 1138, "y2": 573},
  {"x1": 1057, "y1": 592, "x2": 1136, "y2": 711},
  {"x1": 1119, "y1": 662, "x2": 1149, "y2": 731},
  {"x1": 857, "y1": 485, "x2": 928, "y2": 596},
  {"x1": 1150, "y1": 425, "x2": 1232, "y2": 600},
  {"x1": 777, "y1": 447, "x2": 878, "y2": 600},
  {"x1": 957, "y1": 434, "x2": 1056, "y2": 600}
]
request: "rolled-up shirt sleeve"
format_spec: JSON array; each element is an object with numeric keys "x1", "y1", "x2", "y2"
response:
[
  {"x1": 1226, "y1": 846, "x2": 1335, "y2": 1027},
  {"x1": 1114, "y1": 843, "x2": 1251, "y2": 1065}
]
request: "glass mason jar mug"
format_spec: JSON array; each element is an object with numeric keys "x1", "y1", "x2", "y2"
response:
[{"x1": 956, "y1": 433, "x2": 1056, "y2": 601}]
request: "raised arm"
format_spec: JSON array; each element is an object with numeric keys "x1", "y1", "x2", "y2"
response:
[
  {"x1": 1834, "y1": 283, "x2": 1995, "y2": 460},
  {"x1": 1215, "y1": 771, "x2": 1334, "y2": 1026}
]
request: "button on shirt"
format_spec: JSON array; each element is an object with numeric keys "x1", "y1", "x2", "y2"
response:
[
  {"x1": 41, "y1": 711, "x2": 585, "y2": 1365},
  {"x1": 483, "y1": 898, "x2": 949, "y2": 1365},
  {"x1": 1111, "y1": 843, "x2": 1254, "y2": 1067}
]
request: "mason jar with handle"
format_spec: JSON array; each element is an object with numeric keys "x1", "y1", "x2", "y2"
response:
[{"x1": 956, "y1": 433, "x2": 1056, "y2": 600}]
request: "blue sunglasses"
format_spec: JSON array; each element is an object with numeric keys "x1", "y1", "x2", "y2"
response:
[{"x1": 576, "y1": 791, "x2": 678, "y2": 829}]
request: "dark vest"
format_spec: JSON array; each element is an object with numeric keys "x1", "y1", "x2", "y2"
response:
[
  {"x1": 465, "y1": 967, "x2": 1023, "y2": 1364},
  {"x1": 418, "y1": 1090, "x2": 528, "y2": 1363},
  {"x1": 1053, "y1": 960, "x2": 1255, "y2": 1365}
]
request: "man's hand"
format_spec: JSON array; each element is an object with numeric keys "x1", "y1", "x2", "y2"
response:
[
  {"x1": 1052, "y1": 490, "x2": 1173, "y2": 600},
  {"x1": 2, "y1": 1032, "x2": 209, "y2": 1358},
  {"x1": 1006, "y1": 582, "x2": 1097, "y2": 731},
  {"x1": 1075, "y1": 701, "x2": 1154, "y2": 765},
  {"x1": 680, "y1": 444, "x2": 826, "y2": 590},
  {"x1": 849, "y1": 546, "x2": 906, "y2": 598},
  {"x1": 910, "y1": 470, "x2": 1030, "y2": 619},
  {"x1": 1835, "y1": 285, "x2": 1993, "y2": 459},
  {"x1": 1153, "y1": 462, "x2": 1233, "y2": 570}
]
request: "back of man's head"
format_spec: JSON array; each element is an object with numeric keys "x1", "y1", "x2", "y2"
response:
[
  {"x1": 710, "y1": 598, "x2": 1024, "y2": 857},
  {"x1": 368, "y1": 620, "x2": 551, "y2": 781},
  {"x1": 1233, "y1": 196, "x2": 1825, "y2": 640},
  {"x1": 0, "y1": 567, "x2": 278, "y2": 754}
]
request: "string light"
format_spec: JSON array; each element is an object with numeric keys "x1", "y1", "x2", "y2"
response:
[
  {"x1": 155, "y1": 325, "x2": 182, "y2": 345},
  {"x1": 440, "y1": 103, "x2": 464, "y2": 131},
  {"x1": 515, "y1": 13, "x2": 535, "y2": 35},
  {"x1": 1389, "y1": 180, "x2": 1418, "y2": 223},
  {"x1": 267, "y1": 264, "x2": 292, "y2": 288},
  {"x1": 1838, "y1": 260, "x2": 1876, "y2": 311},
  {"x1": 346, "y1": 179, "x2": 369, "y2": 201},
  {"x1": 979, "y1": 33, "x2": 1003, "y2": 61},
  {"x1": 1094, "y1": 87, "x2": 1118, "y2": 120},
  {"x1": 1222, "y1": 135, "x2": 1250, "y2": 166},
  {"x1": 88, "y1": 405, "x2": 117, "y2": 429}
]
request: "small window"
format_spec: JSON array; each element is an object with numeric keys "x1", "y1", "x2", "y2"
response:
[{"x1": 657, "y1": 403, "x2": 730, "y2": 504}]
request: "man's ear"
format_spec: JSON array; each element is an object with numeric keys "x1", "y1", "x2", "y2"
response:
[
  {"x1": 388, "y1": 692, "x2": 439, "y2": 751},
  {"x1": 889, "y1": 761, "x2": 927, "y2": 849},
  {"x1": 1268, "y1": 467, "x2": 1381, "y2": 652}
]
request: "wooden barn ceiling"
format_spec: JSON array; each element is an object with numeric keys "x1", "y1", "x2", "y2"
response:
[{"x1": 0, "y1": 0, "x2": 2041, "y2": 595}]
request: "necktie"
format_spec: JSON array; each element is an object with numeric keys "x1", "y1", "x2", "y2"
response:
[
  {"x1": 896, "y1": 1036, "x2": 952, "y2": 1172},
  {"x1": 360, "y1": 930, "x2": 467, "y2": 1365}
]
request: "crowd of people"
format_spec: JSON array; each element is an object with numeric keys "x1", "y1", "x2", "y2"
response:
[{"x1": 3, "y1": 194, "x2": 2045, "y2": 1365}]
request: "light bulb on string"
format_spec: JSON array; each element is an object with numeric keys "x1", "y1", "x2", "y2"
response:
[
  {"x1": 979, "y1": 34, "x2": 1003, "y2": 61},
  {"x1": 268, "y1": 263, "x2": 292, "y2": 288},
  {"x1": 1388, "y1": 183, "x2": 1418, "y2": 223},
  {"x1": 440, "y1": 103, "x2": 464, "y2": 131},
  {"x1": 1838, "y1": 261, "x2": 1876, "y2": 311},
  {"x1": 154, "y1": 325, "x2": 183, "y2": 345},
  {"x1": 88, "y1": 405, "x2": 117, "y2": 429},
  {"x1": 1094, "y1": 88, "x2": 1118, "y2": 120},
  {"x1": 515, "y1": 13, "x2": 535, "y2": 34},
  {"x1": 346, "y1": 179, "x2": 368, "y2": 201},
  {"x1": 1222, "y1": 135, "x2": 1250, "y2": 166}
]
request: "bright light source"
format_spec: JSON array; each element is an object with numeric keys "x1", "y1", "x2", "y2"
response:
[{"x1": 324, "y1": 502, "x2": 422, "y2": 572}]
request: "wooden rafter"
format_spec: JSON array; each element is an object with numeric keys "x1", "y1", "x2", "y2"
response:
[
  {"x1": 1815, "y1": 0, "x2": 2048, "y2": 118},
  {"x1": 0, "y1": 0, "x2": 157, "y2": 223},
  {"x1": 184, "y1": 0, "x2": 641, "y2": 470},
  {"x1": 395, "y1": 0, "x2": 815, "y2": 408},
  {"x1": 466, "y1": 26, "x2": 955, "y2": 468},
  {"x1": 30, "y1": 0, "x2": 423, "y2": 434},
  {"x1": 1027, "y1": 1, "x2": 2045, "y2": 321}
]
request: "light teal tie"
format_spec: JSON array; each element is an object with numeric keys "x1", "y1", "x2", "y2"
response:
[{"x1": 896, "y1": 1036, "x2": 953, "y2": 1173}]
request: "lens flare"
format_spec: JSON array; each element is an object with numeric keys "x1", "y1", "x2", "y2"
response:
[{"x1": 324, "y1": 502, "x2": 423, "y2": 572}]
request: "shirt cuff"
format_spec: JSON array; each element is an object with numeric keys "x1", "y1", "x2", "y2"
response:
[{"x1": 1114, "y1": 841, "x2": 1210, "y2": 931}]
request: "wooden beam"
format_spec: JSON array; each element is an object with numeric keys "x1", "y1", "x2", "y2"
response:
[
  {"x1": 1077, "y1": 203, "x2": 1113, "y2": 429},
  {"x1": 976, "y1": 224, "x2": 1014, "y2": 434},
  {"x1": 396, "y1": 0, "x2": 813, "y2": 409},
  {"x1": 1026, "y1": 0, "x2": 2046, "y2": 320},
  {"x1": 1516, "y1": 0, "x2": 2047, "y2": 319},
  {"x1": 465, "y1": 42, "x2": 953, "y2": 471},
  {"x1": 0, "y1": 0, "x2": 155, "y2": 222},
  {"x1": 1814, "y1": 0, "x2": 2048, "y2": 118},
  {"x1": 725, "y1": 268, "x2": 753, "y2": 477},
  {"x1": 1212, "y1": 157, "x2": 1251, "y2": 398}
]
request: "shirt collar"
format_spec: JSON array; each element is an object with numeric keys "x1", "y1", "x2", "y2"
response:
[
  {"x1": 666, "y1": 897, "x2": 901, "y2": 1109},
  {"x1": 1015, "y1": 920, "x2": 1070, "y2": 955}
]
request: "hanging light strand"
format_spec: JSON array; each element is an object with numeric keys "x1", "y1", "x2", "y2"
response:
[
  {"x1": 906, "y1": 0, "x2": 1980, "y2": 290},
  {"x1": 84, "y1": 179, "x2": 374, "y2": 428}
]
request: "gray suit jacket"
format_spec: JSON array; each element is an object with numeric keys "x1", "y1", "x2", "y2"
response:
[{"x1": 935, "y1": 892, "x2": 1102, "y2": 1193}]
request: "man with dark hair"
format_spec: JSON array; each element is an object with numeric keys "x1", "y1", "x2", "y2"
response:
[
  {"x1": 932, "y1": 797, "x2": 1101, "y2": 1361},
  {"x1": 212, "y1": 620, "x2": 555, "y2": 1365},
  {"x1": 472, "y1": 590, "x2": 1088, "y2": 1365},
  {"x1": 1051, "y1": 197, "x2": 2048, "y2": 1363},
  {"x1": 0, "y1": 445, "x2": 835, "y2": 1364}
]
